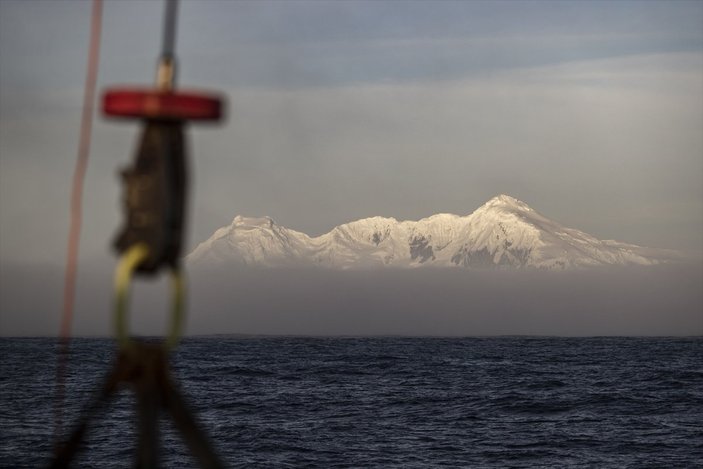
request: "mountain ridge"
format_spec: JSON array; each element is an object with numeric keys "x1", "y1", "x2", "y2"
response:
[{"x1": 188, "y1": 195, "x2": 681, "y2": 270}]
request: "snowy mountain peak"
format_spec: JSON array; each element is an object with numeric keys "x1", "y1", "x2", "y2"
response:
[
  {"x1": 231, "y1": 215, "x2": 277, "y2": 229},
  {"x1": 478, "y1": 194, "x2": 534, "y2": 213},
  {"x1": 189, "y1": 195, "x2": 679, "y2": 270}
]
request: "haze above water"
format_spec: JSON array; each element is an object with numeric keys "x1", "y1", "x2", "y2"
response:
[{"x1": 1, "y1": 263, "x2": 701, "y2": 337}]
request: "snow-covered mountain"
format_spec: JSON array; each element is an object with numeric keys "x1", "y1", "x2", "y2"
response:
[{"x1": 188, "y1": 195, "x2": 680, "y2": 270}]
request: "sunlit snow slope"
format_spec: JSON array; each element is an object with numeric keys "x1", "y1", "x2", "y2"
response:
[{"x1": 188, "y1": 195, "x2": 680, "y2": 270}]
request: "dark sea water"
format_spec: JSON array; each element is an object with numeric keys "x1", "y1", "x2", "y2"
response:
[{"x1": 1, "y1": 337, "x2": 702, "y2": 468}]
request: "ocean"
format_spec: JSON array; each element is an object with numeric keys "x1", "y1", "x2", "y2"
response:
[{"x1": 1, "y1": 337, "x2": 701, "y2": 467}]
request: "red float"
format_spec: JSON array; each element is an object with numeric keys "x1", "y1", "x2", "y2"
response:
[{"x1": 103, "y1": 88, "x2": 223, "y2": 121}]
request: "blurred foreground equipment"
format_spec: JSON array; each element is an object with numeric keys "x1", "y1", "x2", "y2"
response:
[
  {"x1": 52, "y1": 0, "x2": 225, "y2": 466},
  {"x1": 52, "y1": 343, "x2": 224, "y2": 468}
]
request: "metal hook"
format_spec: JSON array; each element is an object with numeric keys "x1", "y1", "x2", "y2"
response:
[{"x1": 114, "y1": 243, "x2": 185, "y2": 349}]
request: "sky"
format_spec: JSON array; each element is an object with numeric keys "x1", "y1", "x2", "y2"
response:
[{"x1": 0, "y1": 0, "x2": 702, "y2": 336}]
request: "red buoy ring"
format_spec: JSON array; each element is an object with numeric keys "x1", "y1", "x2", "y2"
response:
[{"x1": 103, "y1": 88, "x2": 223, "y2": 121}]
